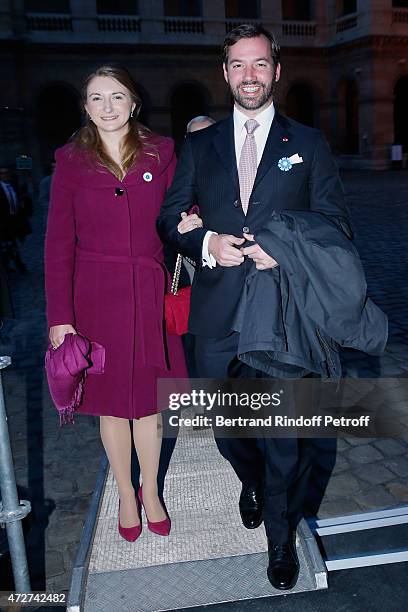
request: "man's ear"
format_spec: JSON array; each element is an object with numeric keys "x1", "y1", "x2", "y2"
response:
[
  {"x1": 223, "y1": 62, "x2": 229, "y2": 84},
  {"x1": 274, "y1": 63, "x2": 281, "y2": 83}
]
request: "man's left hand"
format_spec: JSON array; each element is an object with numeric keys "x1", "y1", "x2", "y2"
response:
[{"x1": 241, "y1": 233, "x2": 279, "y2": 270}]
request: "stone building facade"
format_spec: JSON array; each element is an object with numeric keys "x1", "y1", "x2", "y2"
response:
[{"x1": 0, "y1": 0, "x2": 407, "y2": 179}]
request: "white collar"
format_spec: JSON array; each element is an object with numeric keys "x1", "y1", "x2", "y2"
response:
[{"x1": 233, "y1": 101, "x2": 275, "y2": 133}]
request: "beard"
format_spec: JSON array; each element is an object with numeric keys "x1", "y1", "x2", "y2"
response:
[{"x1": 230, "y1": 78, "x2": 275, "y2": 111}]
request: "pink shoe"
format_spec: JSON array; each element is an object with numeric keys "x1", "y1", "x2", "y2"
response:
[
  {"x1": 138, "y1": 486, "x2": 171, "y2": 536},
  {"x1": 118, "y1": 495, "x2": 142, "y2": 542}
]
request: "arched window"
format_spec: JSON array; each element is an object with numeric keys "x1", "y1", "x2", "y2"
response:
[
  {"x1": 225, "y1": 0, "x2": 260, "y2": 19},
  {"x1": 134, "y1": 83, "x2": 152, "y2": 127},
  {"x1": 170, "y1": 83, "x2": 210, "y2": 149},
  {"x1": 337, "y1": 79, "x2": 359, "y2": 154},
  {"x1": 394, "y1": 76, "x2": 408, "y2": 151},
  {"x1": 336, "y1": 0, "x2": 357, "y2": 17},
  {"x1": 25, "y1": 0, "x2": 70, "y2": 11},
  {"x1": 97, "y1": 1, "x2": 139, "y2": 14},
  {"x1": 286, "y1": 83, "x2": 317, "y2": 127},
  {"x1": 282, "y1": 0, "x2": 312, "y2": 21},
  {"x1": 164, "y1": 0, "x2": 202, "y2": 16},
  {"x1": 36, "y1": 83, "x2": 81, "y2": 164}
]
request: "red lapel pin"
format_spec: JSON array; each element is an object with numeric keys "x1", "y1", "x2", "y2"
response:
[{"x1": 282, "y1": 136, "x2": 289, "y2": 142}]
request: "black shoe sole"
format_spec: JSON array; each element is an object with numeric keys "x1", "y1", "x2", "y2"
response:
[
  {"x1": 239, "y1": 512, "x2": 264, "y2": 530},
  {"x1": 267, "y1": 567, "x2": 299, "y2": 591}
]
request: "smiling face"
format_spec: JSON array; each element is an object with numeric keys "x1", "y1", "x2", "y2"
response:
[
  {"x1": 223, "y1": 35, "x2": 280, "y2": 117},
  {"x1": 84, "y1": 76, "x2": 135, "y2": 135}
]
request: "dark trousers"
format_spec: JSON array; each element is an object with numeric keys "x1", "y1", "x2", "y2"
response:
[{"x1": 195, "y1": 332, "x2": 315, "y2": 543}]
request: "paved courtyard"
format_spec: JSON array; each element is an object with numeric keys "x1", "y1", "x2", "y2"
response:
[{"x1": 0, "y1": 169, "x2": 408, "y2": 598}]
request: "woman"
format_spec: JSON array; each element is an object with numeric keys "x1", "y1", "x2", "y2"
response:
[{"x1": 45, "y1": 66, "x2": 199, "y2": 541}]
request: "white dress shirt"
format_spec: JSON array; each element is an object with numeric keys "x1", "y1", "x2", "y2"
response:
[
  {"x1": 202, "y1": 102, "x2": 275, "y2": 268},
  {"x1": 233, "y1": 102, "x2": 275, "y2": 169}
]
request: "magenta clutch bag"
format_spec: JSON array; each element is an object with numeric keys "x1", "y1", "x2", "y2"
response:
[{"x1": 45, "y1": 333, "x2": 105, "y2": 425}]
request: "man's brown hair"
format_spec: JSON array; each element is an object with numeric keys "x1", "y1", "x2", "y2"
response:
[{"x1": 222, "y1": 24, "x2": 281, "y2": 68}]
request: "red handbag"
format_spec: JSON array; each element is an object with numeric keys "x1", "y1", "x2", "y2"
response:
[{"x1": 165, "y1": 253, "x2": 191, "y2": 335}]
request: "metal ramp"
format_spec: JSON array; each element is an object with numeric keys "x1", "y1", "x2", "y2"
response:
[{"x1": 68, "y1": 424, "x2": 327, "y2": 612}]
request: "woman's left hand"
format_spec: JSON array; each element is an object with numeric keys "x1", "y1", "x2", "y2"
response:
[{"x1": 177, "y1": 212, "x2": 203, "y2": 234}]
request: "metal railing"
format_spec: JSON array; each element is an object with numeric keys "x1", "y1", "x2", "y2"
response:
[
  {"x1": 225, "y1": 18, "x2": 260, "y2": 33},
  {"x1": 26, "y1": 12, "x2": 72, "y2": 31},
  {"x1": 17, "y1": 12, "x2": 374, "y2": 42},
  {"x1": 392, "y1": 8, "x2": 408, "y2": 24},
  {"x1": 0, "y1": 356, "x2": 31, "y2": 592},
  {"x1": 11, "y1": 9, "x2": 408, "y2": 41},
  {"x1": 97, "y1": 15, "x2": 141, "y2": 32},
  {"x1": 163, "y1": 17, "x2": 204, "y2": 34},
  {"x1": 335, "y1": 13, "x2": 358, "y2": 33},
  {"x1": 282, "y1": 21, "x2": 317, "y2": 37}
]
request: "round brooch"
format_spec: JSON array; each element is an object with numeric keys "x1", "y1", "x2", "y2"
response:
[
  {"x1": 143, "y1": 171, "x2": 153, "y2": 182},
  {"x1": 277, "y1": 157, "x2": 292, "y2": 172}
]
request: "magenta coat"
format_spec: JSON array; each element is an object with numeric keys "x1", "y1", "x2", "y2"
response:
[{"x1": 45, "y1": 134, "x2": 187, "y2": 419}]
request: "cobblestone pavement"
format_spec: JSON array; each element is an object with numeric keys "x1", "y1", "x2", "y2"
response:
[
  {"x1": 0, "y1": 196, "x2": 102, "y2": 596},
  {"x1": 0, "y1": 170, "x2": 407, "y2": 597}
]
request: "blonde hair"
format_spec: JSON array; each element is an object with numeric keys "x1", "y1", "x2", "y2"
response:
[{"x1": 73, "y1": 65, "x2": 157, "y2": 180}]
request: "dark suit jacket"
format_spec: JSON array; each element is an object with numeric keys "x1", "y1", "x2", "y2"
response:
[{"x1": 157, "y1": 111, "x2": 350, "y2": 338}]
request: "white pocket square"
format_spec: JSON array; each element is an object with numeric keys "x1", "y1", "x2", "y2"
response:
[{"x1": 288, "y1": 154, "x2": 303, "y2": 164}]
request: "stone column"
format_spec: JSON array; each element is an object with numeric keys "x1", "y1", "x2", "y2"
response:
[
  {"x1": 313, "y1": 0, "x2": 330, "y2": 46},
  {"x1": 368, "y1": 0, "x2": 391, "y2": 35},
  {"x1": 71, "y1": 0, "x2": 98, "y2": 36},
  {"x1": 8, "y1": 0, "x2": 26, "y2": 36},
  {"x1": 354, "y1": 0, "x2": 371, "y2": 33},
  {"x1": 203, "y1": 0, "x2": 225, "y2": 39},
  {"x1": 261, "y1": 0, "x2": 282, "y2": 31},
  {"x1": 0, "y1": 0, "x2": 13, "y2": 36},
  {"x1": 139, "y1": 0, "x2": 164, "y2": 37},
  {"x1": 370, "y1": 46, "x2": 397, "y2": 170}
]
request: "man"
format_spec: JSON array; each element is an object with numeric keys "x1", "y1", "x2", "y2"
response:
[
  {"x1": 38, "y1": 161, "x2": 56, "y2": 208},
  {"x1": 158, "y1": 24, "x2": 349, "y2": 590},
  {"x1": 0, "y1": 168, "x2": 28, "y2": 274},
  {"x1": 181, "y1": 115, "x2": 215, "y2": 281},
  {"x1": 177, "y1": 116, "x2": 216, "y2": 383},
  {"x1": 0, "y1": 168, "x2": 18, "y2": 248},
  {"x1": 186, "y1": 115, "x2": 216, "y2": 134}
]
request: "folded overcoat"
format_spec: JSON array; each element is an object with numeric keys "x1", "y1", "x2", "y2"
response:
[{"x1": 45, "y1": 134, "x2": 187, "y2": 418}]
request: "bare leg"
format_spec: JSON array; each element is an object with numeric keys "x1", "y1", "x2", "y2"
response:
[
  {"x1": 100, "y1": 415, "x2": 140, "y2": 528},
  {"x1": 133, "y1": 412, "x2": 166, "y2": 522}
]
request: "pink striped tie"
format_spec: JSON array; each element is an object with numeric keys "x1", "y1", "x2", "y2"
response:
[{"x1": 238, "y1": 119, "x2": 259, "y2": 216}]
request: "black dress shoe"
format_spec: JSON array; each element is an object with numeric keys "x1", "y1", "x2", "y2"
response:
[
  {"x1": 267, "y1": 531, "x2": 300, "y2": 590},
  {"x1": 239, "y1": 483, "x2": 263, "y2": 529}
]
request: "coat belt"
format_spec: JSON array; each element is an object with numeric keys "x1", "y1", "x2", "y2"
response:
[{"x1": 76, "y1": 248, "x2": 168, "y2": 371}]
